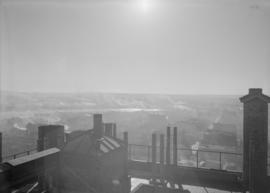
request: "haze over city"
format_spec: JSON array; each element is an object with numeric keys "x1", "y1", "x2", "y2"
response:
[
  {"x1": 1, "y1": 1, "x2": 270, "y2": 193},
  {"x1": 1, "y1": 0, "x2": 270, "y2": 95}
]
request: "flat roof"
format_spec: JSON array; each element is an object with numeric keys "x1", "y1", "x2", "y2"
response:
[{"x1": 6, "y1": 148, "x2": 60, "y2": 166}]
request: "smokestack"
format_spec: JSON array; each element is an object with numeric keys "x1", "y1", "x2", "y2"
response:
[
  {"x1": 123, "y1": 131, "x2": 129, "y2": 180},
  {"x1": 123, "y1": 131, "x2": 129, "y2": 160},
  {"x1": 151, "y1": 133, "x2": 157, "y2": 182},
  {"x1": 104, "y1": 123, "x2": 113, "y2": 137},
  {"x1": 0, "y1": 132, "x2": 2, "y2": 162},
  {"x1": 113, "y1": 123, "x2": 117, "y2": 138},
  {"x1": 166, "y1": 126, "x2": 171, "y2": 165},
  {"x1": 240, "y1": 88, "x2": 270, "y2": 193},
  {"x1": 173, "y1": 127, "x2": 178, "y2": 165},
  {"x1": 37, "y1": 125, "x2": 65, "y2": 151},
  {"x1": 160, "y1": 134, "x2": 165, "y2": 179},
  {"x1": 152, "y1": 133, "x2": 157, "y2": 164},
  {"x1": 93, "y1": 114, "x2": 103, "y2": 139},
  {"x1": 65, "y1": 132, "x2": 71, "y2": 144},
  {"x1": 160, "y1": 134, "x2": 165, "y2": 164},
  {"x1": 123, "y1": 131, "x2": 128, "y2": 146}
]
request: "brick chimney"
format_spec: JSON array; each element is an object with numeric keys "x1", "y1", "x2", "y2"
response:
[
  {"x1": 0, "y1": 132, "x2": 2, "y2": 162},
  {"x1": 240, "y1": 88, "x2": 270, "y2": 193},
  {"x1": 37, "y1": 125, "x2": 65, "y2": 151},
  {"x1": 104, "y1": 123, "x2": 113, "y2": 137},
  {"x1": 113, "y1": 123, "x2": 117, "y2": 138},
  {"x1": 93, "y1": 114, "x2": 103, "y2": 139}
]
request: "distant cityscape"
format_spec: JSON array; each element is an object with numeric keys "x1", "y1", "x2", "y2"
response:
[{"x1": 0, "y1": 91, "x2": 249, "y2": 158}]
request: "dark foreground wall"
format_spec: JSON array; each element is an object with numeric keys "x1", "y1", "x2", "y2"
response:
[{"x1": 0, "y1": 148, "x2": 60, "y2": 193}]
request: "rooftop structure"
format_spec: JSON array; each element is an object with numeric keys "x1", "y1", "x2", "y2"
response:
[{"x1": 61, "y1": 114, "x2": 130, "y2": 193}]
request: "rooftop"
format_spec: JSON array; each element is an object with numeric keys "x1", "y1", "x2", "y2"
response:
[
  {"x1": 63, "y1": 130, "x2": 123, "y2": 156},
  {"x1": 131, "y1": 184, "x2": 190, "y2": 193}
]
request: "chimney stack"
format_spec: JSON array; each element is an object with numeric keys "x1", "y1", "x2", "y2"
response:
[
  {"x1": 113, "y1": 123, "x2": 117, "y2": 138},
  {"x1": 173, "y1": 127, "x2": 178, "y2": 165},
  {"x1": 166, "y1": 126, "x2": 171, "y2": 165},
  {"x1": 123, "y1": 131, "x2": 128, "y2": 146},
  {"x1": 160, "y1": 134, "x2": 165, "y2": 179},
  {"x1": 123, "y1": 131, "x2": 129, "y2": 159},
  {"x1": 37, "y1": 125, "x2": 65, "y2": 151},
  {"x1": 240, "y1": 88, "x2": 270, "y2": 193},
  {"x1": 0, "y1": 132, "x2": 2, "y2": 162},
  {"x1": 104, "y1": 123, "x2": 113, "y2": 137},
  {"x1": 151, "y1": 133, "x2": 157, "y2": 183},
  {"x1": 93, "y1": 114, "x2": 103, "y2": 139}
]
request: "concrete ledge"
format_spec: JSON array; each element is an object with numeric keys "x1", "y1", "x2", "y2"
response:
[{"x1": 128, "y1": 160, "x2": 243, "y2": 192}]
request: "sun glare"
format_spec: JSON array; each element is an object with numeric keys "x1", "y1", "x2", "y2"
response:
[{"x1": 139, "y1": 0, "x2": 151, "y2": 13}]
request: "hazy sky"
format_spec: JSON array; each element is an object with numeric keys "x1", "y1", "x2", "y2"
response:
[{"x1": 1, "y1": 0, "x2": 270, "y2": 94}]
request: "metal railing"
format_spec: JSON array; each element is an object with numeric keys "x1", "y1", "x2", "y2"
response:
[
  {"x1": 128, "y1": 144, "x2": 243, "y2": 172},
  {"x1": 1, "y1": 143, "x2": 269, "y2": 174},
  {"x1": 2, "y1": 148, "x2": 37, "y2": 162}
]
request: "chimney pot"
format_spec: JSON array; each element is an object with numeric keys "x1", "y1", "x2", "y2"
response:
[
  {"x1": 93, "y1": 114, "x2": 103, "y2": 138},
  {"x1": 249, "y1": 88, "x2": 262, "y2": 95}
]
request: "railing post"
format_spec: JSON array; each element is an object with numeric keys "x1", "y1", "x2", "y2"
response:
[{"x1": 166, "y1": 126, "x2": 171, "y2": 165}]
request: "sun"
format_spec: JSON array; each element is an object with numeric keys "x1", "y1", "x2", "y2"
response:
[
  {"x1": 132, "y1": 0, "x2": 155, "y2": 15},
  {"x1": 139, "y1": 0, "x2": 151, "y2": 13}
]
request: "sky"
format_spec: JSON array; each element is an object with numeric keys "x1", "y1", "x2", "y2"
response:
[{"x1": 0, "y1": 0, "x2": 270, "y2": 95}]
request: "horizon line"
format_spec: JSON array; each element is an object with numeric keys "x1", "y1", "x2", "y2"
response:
[{"x1": 0, "y1": 89, "x2": 248, "y2": 96}]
